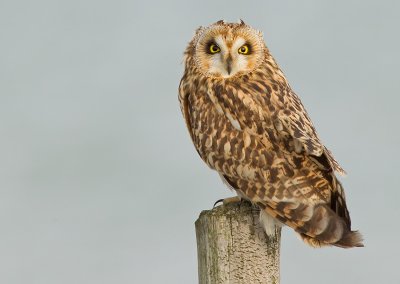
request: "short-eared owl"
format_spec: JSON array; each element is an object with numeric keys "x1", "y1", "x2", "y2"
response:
[{"x1": 178, "y1": 20, "x2": 363, "y2": 248}]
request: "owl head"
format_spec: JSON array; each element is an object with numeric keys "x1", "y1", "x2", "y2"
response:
[{"x1": 191, "y1": 20, "x2": 266, "y2": 79}]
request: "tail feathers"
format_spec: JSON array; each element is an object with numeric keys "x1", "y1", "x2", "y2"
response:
[
  {"x1": 260, "y1": 202, "x2": 363, "y2": 249},
  {"x1": 299, "y1": 230, "x2": 364, "y2": 248},
  {"x1": 334, "y1": 230, "x2": 364, "y2": 248},
  {"x1": 295, "y1": 203, "x2": 364, "y2": 248}
]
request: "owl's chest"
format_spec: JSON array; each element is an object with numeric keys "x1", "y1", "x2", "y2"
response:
[{"x1": 188, "y1": 89, "x2": 239, "y2": 158}]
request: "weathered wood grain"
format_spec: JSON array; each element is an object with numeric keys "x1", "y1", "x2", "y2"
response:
[{"x1": 195, "y1": 202, "x2": 281, "y2": 284}]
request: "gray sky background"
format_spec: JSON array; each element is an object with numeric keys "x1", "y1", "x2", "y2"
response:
[{"x1": 1, "y1": 0, "x2": 399, "y2": 283}]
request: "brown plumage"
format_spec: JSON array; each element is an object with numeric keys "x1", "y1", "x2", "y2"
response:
[{"x1": 178, "y1": 20, "x2": 363, "y2": 248}]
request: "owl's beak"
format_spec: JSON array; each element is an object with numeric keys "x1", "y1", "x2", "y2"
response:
[{"x1": 225, "y1": 56, "x2": 232, "y2": 75}]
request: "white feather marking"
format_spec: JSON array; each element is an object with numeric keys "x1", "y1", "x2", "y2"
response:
[
  {"x1": 224, "y1": 141, "x2": 231, "y2": 153},
  {"x1": 259, "y1": 210, "x2": 282, "y2": 237},
  {"x1": 215, "y1": 103, "x2": 224, "y2": 114},
  {"x1": 244, "y1": 133, "x2": 251, "y2": 147},
  {"x1": 226, "y1": 112, "x2": 241, "y2": 130}
]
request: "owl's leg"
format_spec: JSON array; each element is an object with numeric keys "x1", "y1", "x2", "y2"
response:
[
  {"x1": 213, "y1": 196, "x2": 242, "y2": 207},
  {"x1": 222, "y1": 196, "x2": 242, "y2": 205}
]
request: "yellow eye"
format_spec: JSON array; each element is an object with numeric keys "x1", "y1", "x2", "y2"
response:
[
  {"x1": 238, "y1": 45, "x2": 250, "y2": 54},
  {"x1": 209, "y1": 44, "x2": 221, "y2": 54}
]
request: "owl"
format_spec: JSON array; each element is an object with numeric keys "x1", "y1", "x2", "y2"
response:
[{"x1": 178, "y1": 20, "x2": 363, "y2": 248}]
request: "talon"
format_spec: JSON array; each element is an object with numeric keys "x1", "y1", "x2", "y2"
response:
[{"x1": 213, "y1": 199, "x2": 224, "y2": 208}]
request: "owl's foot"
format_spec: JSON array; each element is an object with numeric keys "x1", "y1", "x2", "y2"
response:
[{"x1": 213, "y1": 196, "x2": 242, "y2": 208}]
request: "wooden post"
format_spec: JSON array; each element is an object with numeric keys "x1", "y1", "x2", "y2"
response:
[{"x1": 195, "y1": 202, "x2": 281, "y2": 284}]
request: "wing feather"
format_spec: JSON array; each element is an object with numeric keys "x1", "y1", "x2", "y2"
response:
[{"x1": 276, "y1": 90, "x2": 346, "y2": 174}]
